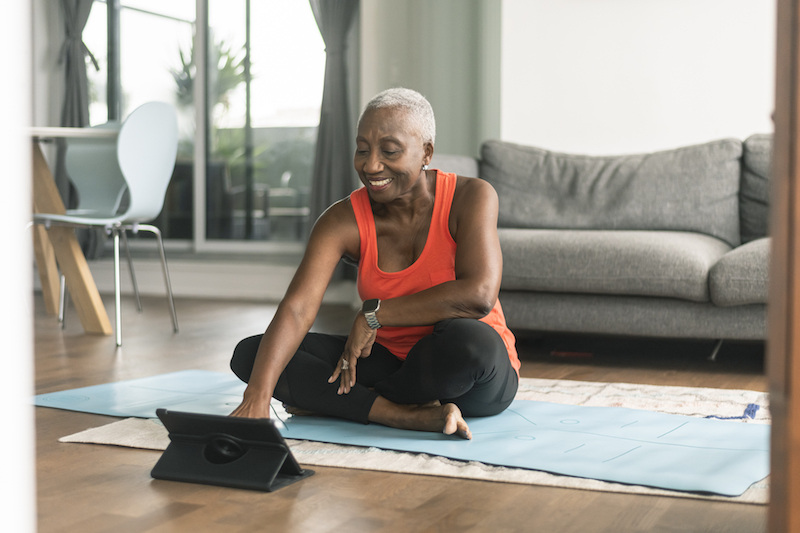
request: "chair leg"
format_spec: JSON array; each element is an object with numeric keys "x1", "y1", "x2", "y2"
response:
[
  {"x1": 58, "y1": 274, "x2": 68, "y2": 329},
  {"x1": 113, "y1": 229, "x2": 122, "y2": 347},
  {"x1": 120, "y1": 230, "x2": 142, "y2": 312},
  {"x1": 136, "y1": 224, "x2": 178, "y2": 333}
]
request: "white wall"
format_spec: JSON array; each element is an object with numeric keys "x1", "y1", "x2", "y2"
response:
[
  {"x1": 500, "y1": 0, "x2": 776, "y2": 154},
  {"x1": 1, "y1": 1, "x2": 36, "y2": 531}
]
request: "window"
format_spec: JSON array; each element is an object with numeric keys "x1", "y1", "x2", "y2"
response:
[{"x1": 84, "y1": 0, "x2": 325, "y2": 248}]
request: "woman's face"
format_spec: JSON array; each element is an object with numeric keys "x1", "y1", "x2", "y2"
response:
[{"x1": 354, "y1": 107, "x2": 432, "y2": 202}]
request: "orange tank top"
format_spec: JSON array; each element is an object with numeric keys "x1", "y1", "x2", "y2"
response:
[{"x1": 350, "y1": 170, "x2": 520, "y2": 374}]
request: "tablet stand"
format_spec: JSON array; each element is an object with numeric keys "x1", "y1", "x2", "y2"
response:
[{"x1": 151, "y1": 409, "x2": 314, "y2": 492}]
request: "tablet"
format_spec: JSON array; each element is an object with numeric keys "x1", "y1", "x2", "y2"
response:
[{"x1": 151, "y1": 408, "x2": 314, "y2": 492}]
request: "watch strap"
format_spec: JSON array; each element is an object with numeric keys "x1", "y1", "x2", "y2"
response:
[{"x1": 362, "y1": 299, "x2": 382, "y2": 329}]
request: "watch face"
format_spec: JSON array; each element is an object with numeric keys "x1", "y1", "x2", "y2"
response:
[{"x1": 362, "y1": 299, "x2": 379, "y2": 313}]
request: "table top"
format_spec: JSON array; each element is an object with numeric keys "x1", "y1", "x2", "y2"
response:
[{"x1": 30, "y1": 126, "x2": 119, "y2": 139}]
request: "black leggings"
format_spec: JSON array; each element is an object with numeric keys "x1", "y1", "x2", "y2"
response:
[{"x1": 230, "y1": 318, "x2": 519, "y2": 424}]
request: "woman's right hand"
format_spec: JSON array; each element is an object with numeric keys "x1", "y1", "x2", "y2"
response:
[{"x1": 229, "y1": 389, "x2": 272, "y2": 419}]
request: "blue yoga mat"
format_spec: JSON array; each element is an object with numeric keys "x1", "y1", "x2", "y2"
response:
[
  {"x1": 279, "y1": 400, "x2": 769, "y2": 496},
  {"x1": 35, "y1": 370, "x2": 769, "y2": 496},
  {"x1": 35, "y1": 370, "x2": 246, "y2": 418}
]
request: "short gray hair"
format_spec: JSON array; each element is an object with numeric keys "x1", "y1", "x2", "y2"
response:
[{"x1": 361, "y1": 87, "x2": 436, "y2": 145}]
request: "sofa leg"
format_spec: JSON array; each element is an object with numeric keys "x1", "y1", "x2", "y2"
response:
[{"x1": 708, "y1": 339, "x2": 724, "y2": 362}]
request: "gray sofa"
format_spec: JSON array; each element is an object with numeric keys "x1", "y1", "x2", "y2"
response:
[{"x1": 430, "y1": 135, "x2": 772, "y2": 342}]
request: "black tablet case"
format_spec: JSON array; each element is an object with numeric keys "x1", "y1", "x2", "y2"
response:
[{"x1": 151, "y1": 408, "x2": 314, "y2": 492}]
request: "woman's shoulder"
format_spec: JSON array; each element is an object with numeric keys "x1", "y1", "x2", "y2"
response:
[
  {"x1": 317, "y1": 196, "x2": 357, "y2": 229},
  {"x1": 308, "y1": 197, "x2": 360, "y2": 259},
  {"x1": 452, "y1": 174, "x2": 498, "y2": 206},
  {"x1": 447, "y1": 175, "x2": 499, "y2": 237}
]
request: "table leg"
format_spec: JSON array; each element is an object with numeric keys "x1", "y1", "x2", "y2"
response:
[
  {"x1": 32, "y1": 223, "x2": 60, "y2": 315},
  {"x1": 32, "y1": 144, "x2": 112, "y2": 336}
]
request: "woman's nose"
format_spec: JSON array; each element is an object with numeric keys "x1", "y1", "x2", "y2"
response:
[{"x1": 363, "y1": 150, "x2": 383, "y2": 173}]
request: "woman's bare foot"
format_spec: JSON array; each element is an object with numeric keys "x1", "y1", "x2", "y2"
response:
[
  {"x1": 440, "y1": 404, "x2": 471, "y2": 439},
  {"x1": 368, "y1": 397, "x2": 472, "y2": 439}
]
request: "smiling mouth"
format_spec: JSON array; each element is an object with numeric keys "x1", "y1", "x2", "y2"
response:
[{"x1": 369, "y1": 177, "x2": 393, "y2": 188}]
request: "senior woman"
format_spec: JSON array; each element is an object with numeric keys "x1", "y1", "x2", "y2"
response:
[{"x1": 230, "y1": 88, "x2": 519, "y2": 439}]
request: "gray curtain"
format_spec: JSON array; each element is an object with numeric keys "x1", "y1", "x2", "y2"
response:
[
  {"x1": 60, "y1": 0, "x2": 97, "y2": 128},
  {"x1": 57, "y1": 0, "x2": 103, "y2": 257},
  {"x1": 308, "y1": 0, "x2": 359, "y2": 234}
]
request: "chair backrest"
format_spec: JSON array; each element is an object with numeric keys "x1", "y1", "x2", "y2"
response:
[
  {"x1": 116, "y1": 101, "x2": 179, "y2": 223},
  {"x1": 64, "y1": 121, "x2": 126, "y2": 215}
]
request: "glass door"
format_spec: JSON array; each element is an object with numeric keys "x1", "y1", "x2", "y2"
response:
[
  {"x1": 83, "y1": 0, "x2": 325, "y2": 248},
  {"x1": 205, "y1": 0, "x2": 324, "y2": 243}
]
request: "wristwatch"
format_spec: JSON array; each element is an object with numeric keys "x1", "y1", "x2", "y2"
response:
[{"x1": 362, "y1": 299, "x2": 382, "y2": 329}]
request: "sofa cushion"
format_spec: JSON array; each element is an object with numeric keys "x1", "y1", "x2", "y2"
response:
[
  {"x1": 481, "y1": 139, "x2": 743, "y2": 246},
  {"x1": 499, "y1": 291, "x2": 766, "y2": 340},
  {"x1": 709, "y1": 237, "x2": 770, "y2": 306},
  {"x1": 498, "y1": 229, "x2": 731, "y2": 302},
  {"x1": 740, "y1": 134, "x2": 772, "y2": 243},
  {"x1": 429, "y1": 153, "x2": 480, "y2": 178}
]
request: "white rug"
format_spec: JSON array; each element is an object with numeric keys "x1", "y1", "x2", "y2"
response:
[{"x1": 59, "y1": 378, "x2": 770, "y2": 504}]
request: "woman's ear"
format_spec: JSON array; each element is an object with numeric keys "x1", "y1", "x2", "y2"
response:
[{"x1": 423, "y1": 142, "x2": 434, "y2": 167}]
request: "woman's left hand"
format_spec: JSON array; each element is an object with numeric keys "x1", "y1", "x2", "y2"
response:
[{"x1": 328, "y1": 313, "x2": 377, "y2": 394}]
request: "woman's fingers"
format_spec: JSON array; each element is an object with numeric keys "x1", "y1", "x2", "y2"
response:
[
  {"x1": 327, "y1": 361, "x2": 341, "y2": 383},
  {"x1": 328, "y1": 356, "x2": 357, "y2": 394},
  {"x1": 337, "y1": 357, "x2": 349, "y2": 394},
  {"x1": 339, "y1": 356, "x2": 357, "y2": 394}
]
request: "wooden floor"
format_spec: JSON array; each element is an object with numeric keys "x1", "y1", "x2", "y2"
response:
[{"x1": 34, "y1": 293, "x2": 768, "y2": 533}]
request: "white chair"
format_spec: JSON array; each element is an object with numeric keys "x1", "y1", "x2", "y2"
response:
[{"x1": 34, "y1": 101, "x2": 180, "y2": 346}]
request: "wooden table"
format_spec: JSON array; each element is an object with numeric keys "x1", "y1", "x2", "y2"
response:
[{"x1": 31, "y1": 127, "x2": 114, "y2": 336}]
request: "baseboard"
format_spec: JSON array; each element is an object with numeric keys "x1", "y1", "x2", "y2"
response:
[{"x1": 33, "y1": 257, "x2": 358, "y2": 306}]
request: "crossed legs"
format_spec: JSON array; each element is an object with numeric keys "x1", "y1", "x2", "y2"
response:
[{"x1": 230, "y1": 318, "x2": 518, "y2": 436}]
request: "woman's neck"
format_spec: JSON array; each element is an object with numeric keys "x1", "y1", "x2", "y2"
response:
[{"x1": 374, "y1": 170, "x2": 435, "y2": 221}]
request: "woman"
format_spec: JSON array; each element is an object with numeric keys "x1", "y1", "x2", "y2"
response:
[{"x1": 230, "y1": 88, "x2": 519, "y2": 439}]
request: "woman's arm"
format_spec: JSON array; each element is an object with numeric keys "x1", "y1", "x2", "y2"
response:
[{"x1": 230, "y1": 200, "x2": 359, "y2": 418}]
